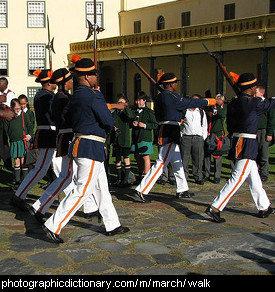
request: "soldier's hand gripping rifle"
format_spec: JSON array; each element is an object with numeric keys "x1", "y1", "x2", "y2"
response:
[
  {"x1": 118, "y1": 50, "x2": 163, "y2": 93},
  {"x1": 202, "y1": 43, "x2": 241, "y2": 97}
]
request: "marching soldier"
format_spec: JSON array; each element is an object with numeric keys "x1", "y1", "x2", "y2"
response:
[
  {"x1": 205, "y1": 73, "x2": 275, "y2": 222},
  {"x1": 135, "y1": 72, "x2": 222, "y2": 203},
  {"x1": 43, "y1": 57, "x2": 129, "y2": 243},
  {"x1": 11, "y1": 69, "x2": 57, "y2": 210},
  {"x1": 28, "y1": 68, "x2": 75, "y2": 223}
]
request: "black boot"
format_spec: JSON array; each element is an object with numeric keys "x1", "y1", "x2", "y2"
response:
[
  {"x1": 113, "y1": 165, "x2": 122, "y2": 185},
  {"x1": 120, "y1": 165, "x2": 131, "y2": 187}
]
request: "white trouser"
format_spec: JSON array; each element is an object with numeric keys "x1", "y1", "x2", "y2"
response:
[
  {"x1": 15, "y1": 148, "x2": 56, "y2": 200},
  {"x1": 45, "y1": 158, "x2": 121, "y2": 234},
  {"x1": 32, "y1": 156, "x2": 74, "y2": 214},
  {"x1": 136, "y1": 143, "x2": 189, "y2": 195},
  {"x1": 212, "y1": 159, "x2": 271, "y2": 211},
  {"x1": 52, "y1": 156, "x2": 76, "y2": 196},
  {"x1": 34, "y1": 156, "x2": 98, "y2": 215}
]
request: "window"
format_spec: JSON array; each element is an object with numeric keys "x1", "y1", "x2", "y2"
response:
[
  {"x1": 134, "y1": 20, "x2": 141, "y2": 34},
  {"x1": 0, "y1": 1, "x2": 7, "y2": 28},
  {"x1": 0, "y1": 44, "x2": 8, "y2": 75},
  {"x1": 224, "y1": 3, "x2": 235, "y2": 20},
  {"x1": 27, "y1": 1, "x2": 45, "y2": 28},
  {"x1": 157, "y1": 16, "x2": 165, "y2": 30},
  {"x1": 28, "y1": 44, "x2": 46, "y2": 75},
  {"x1": 27, "y1": 87, "x2": 40, "y2": 104},
  {"x1": 181, "y1": 11, "x2": 190, "y2": 26},
  {"x1": 270, "y1": 0, "x2": 275, "y2": 13},
  {"x1": 86, "y1": 1, "x2": 103, "y2": 28}
]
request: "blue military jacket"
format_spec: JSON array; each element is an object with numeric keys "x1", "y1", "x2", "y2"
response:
[
  {"x1": 227, "y1": 93, "x2": 275, "y2": 160},
  {"x1": 154, "y1": 90, "x2": 209, "y2": 145},
  {"x1": 33, "y1": 88, "x2": 57, "y2": 148},
  {"x1": 68, "y1": 85, "x2": 114, "y2": 162},
  {"x1": 51, "y1": 90, "x2": 73, "y2": 157}
]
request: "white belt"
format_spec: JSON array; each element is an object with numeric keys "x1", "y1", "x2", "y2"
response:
[
  {"x1": 37, "y1": 125, "x2": 56, "y2": 131},
  {"x1": 58, "y1": 128, "x2": 73, "y2": 134},
  {"x1": 233, "y1": 133, "x2": 257, "y2": 139},
  {"x1": 75, "y1": 133, "x2": 106, "y2": 143},
  {"x1": 159, "y1": 121, "x2": 180, "y2": 126}
]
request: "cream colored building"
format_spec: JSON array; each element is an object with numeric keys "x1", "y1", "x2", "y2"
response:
[
  {"x1": 0, "y1": 0, "x2": 123, "y2": 101},
  {"x1": 70, "y1": 0, "x2": 275, "y2": 103},
  {"x1": 0, "y1": 0, "x2": 172, "y2": 102},
  {"x1": 2, "y1": 0, "x2": 275, "y2": 104}
]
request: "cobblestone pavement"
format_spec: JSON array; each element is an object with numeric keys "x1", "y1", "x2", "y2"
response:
[{"x1": 0, "y1": 177, "x2": 274, "y2": 276}]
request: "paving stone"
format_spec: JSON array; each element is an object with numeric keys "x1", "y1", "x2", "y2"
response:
[
  {"x1": 151, "y1": 253, "x2": 183, "y2": 265},
  {"x1": 127, "y1": 231, "x2": 165, "y2": 240},
  {"x1": 0, "y1": 178, "x2": 274, "y2": 276},
  {"x1": 95, "y1": 242, "x2": 128, "y2": 253},
  {"x1": 0, "y1": 258, "x2": 34, "y2": 275},
  {"x1": 27, "y1": 252, "x2": 68, "y2": 269},
  {"x1": 61, "y1": 247, "x2": 97, "y2": 263},
  {"x1": 134, "y1": 242, "x2": 170, "y2": 255},
  {"x1": 203, "y1": 265, "x2": 243, "y2": 275},
  {"x1": 78, "y1": 261, "x2": 110, "y2": 274},
  {"x1": 71, "y1": 228, "x2": 107, "y2": 243},
  {"x1": 8, "y1": 233, "x2": 58, "y2": 251},
  {"x1": 109, "y1": 254, "x2": 154, "y2": 269},
  {"x1": 184, "y1": 232, "x2": 275, "y2": 266},
  {"x1": 136, "y1": 267, "x2": 191, "y2": 275},
  {"x1": 239, "y1": 263, "x2": 275, "y2": 274}
]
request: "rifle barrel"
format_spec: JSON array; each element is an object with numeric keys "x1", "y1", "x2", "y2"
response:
[{"x1": 119, "y1": 51, "x2": 163, "y2": 92}]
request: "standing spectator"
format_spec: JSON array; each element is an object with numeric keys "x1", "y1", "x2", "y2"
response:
[
  {"x1": 255, "y1": 85, "x2": 275, "y2": 182},
  {"x1": 130, "y1": 91, "x2": 158, "y2": 184},
  {"x1": 112, "y1": 94, "x2": 135, "y2": 186},
  {"x1": 0, "y1": 77, "x2": 15, "y2": 171},
  {"x1": 180, "y1": 94, "x2": 208, "y2": 185},
  {"x1": 204, "y1": 94, "x2": 227, "y2": 184},
  {"x1": 18, "y1": 94, "x2": 35, "y2": 133},
  {"x1": 4, "y1": 98, "x2": 33, "y2": 188},
  {"x1": 0, "y1": 77, "x2": 15, "y2": 108}
]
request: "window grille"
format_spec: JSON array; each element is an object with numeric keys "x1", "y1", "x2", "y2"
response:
[
  {"x1": 0, "y1": 44, "x2": 8, "y2": 75},
  {"x1": 0, "y1": 1, "x2": 7, "y2": 28},
  {"x1": 86, "y1": 1, "x2": 103, "y2": 28},
  {"x1": 28, "y1": 44, "x2": 46, "y2": 74},
  {"x1": 28, "y1": 1, "x2": 45, "y2": 27}
]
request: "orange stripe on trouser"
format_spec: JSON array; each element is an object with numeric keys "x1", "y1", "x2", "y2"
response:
[
  {"x1": 38, "y1": 158, "x2": 74, "y2": 214},
  {"x1": 72, "y1": 138, "x2": 81, "y2": 157},
  {"x1": 18, "y1": 149, "x2": 49, "y2": 199},
  {"x1": 217, "y1": 159, "x2": 249, "y2": 210},
  {"x1": 141, "y1": 143, "x2": 172, "y2": 194},
  {"x1": 55, "y1": 160, "x2": 95, "y2": 234}
]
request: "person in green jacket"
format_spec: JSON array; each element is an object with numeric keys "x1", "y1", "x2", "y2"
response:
[
  {"x1": 255, "y1": 85, "x2": 275, "y2": 182},
  {"x1": 130, "y1": 91, "x2": 158, "y2": 184},
  {"x1": 204, "y1": 94, "x2": 227, "y2": 184},
  {"x1": 112, "y1": 94, "x2": 136, "y2": 186},
  {"x1": 4, "y1": 98, "x2": 33, "y2": 188}
]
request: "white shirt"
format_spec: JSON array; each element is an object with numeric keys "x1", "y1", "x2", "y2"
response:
[
  {"x1": 1, "y1": 88, "x2": 15, "y2": 107},
  {"x1": 182, "y1": 108, "x2": 208, "y2": 140}
]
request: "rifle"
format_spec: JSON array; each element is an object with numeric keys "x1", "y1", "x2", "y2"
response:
[
  {"x1": 202, "y1": 43, "x2": 241, "y2": 97},
  {"x1": 118, "y1": 50, "x2": 163, "y2": 93}
]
